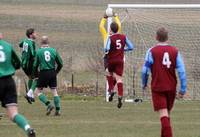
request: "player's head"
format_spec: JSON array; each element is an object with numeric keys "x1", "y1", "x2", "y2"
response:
[
  {"x1": 156, "y1": 27, "x2": 168, "y2": 42},
  {"x1": 26, "y1": 28, "x2": 36, "y2": 40},
  {"x1": 110, "y1": 22, "x2": 119, "y2": 34},
  {"x1": 0, "y1": 33, "x2": 3, "y2": 40},
  {"x1": 41, "y1": 35, "x2": 49, "y2": 45}
]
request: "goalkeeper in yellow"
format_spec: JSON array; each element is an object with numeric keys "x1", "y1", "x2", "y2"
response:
[{"x1": 99, "y1": 9, "x2": 121, "y2": 101}]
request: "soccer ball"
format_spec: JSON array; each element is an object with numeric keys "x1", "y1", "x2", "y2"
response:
[{"x1": 106, "y1": 7, "x2": 113, "y2": 17}]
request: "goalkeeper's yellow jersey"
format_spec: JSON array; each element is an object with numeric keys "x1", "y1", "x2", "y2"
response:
[{"x1": 99, "y1": 16, "x2": 121, "y2": 48}]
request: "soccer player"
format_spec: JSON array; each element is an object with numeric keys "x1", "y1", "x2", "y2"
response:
[
  {"x1": 0, "y1": 33, "x2": 36, "y2": 137},
  {"x1": 19, "y1": 28, "x2": 37, "y2": 104},
  {"x1": 33, "y1": 36, "x2": 63, "y2": 116},
  {"x1": 105, "y1": 22, "x2": 134, "y2": 108},
  {"x1": 99, "y1": 11, "x2": 121, "y2": 100},
  {"x1": 141, "y1": 27, "x2": 187, "y2": 137}
]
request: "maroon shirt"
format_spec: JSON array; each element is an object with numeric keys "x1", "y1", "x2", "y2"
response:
[
  {"x1": 150, "y1": 44, "x2": 178, "y2": 92},
  {"x1": 107, "y1": 34, "x2": 126, "y2": 62}
]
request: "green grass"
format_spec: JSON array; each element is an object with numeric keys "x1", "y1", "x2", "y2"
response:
[{"x1": 0, "y1": 98, "x2": 200, "y2": 137}]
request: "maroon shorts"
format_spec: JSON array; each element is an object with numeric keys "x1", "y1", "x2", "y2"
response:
[
  {"x1": 108, "y1": 60, "x2": 124, "y2": 76},
  {"x1": 152, "y1": 91, "x2": 176, "y2": 112}
]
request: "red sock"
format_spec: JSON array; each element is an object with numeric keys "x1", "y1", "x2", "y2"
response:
[
  {"x1": 107, "y1": 76, "x2": 114, "y2": 92},
  {"x1": 117, "y1": 82, "x2": 123, "y2": 97},
  {"x1": 160, "y1": 116, "x2": 172, "y2": 137}
]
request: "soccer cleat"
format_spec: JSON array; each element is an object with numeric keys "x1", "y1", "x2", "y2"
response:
[
  {"x1": 46, "y1": 105, "x2": 54, "y2": 116},
  {"x1": 117, "y1": 97, "x2": 123, "y2": 109},
  {"x1": 24, "y1": 95, "x2": 34, "y2": 104},
  {"x1": 108, "y1": 92, "x2": 115, "y2": 102},
  {"x1": 54, "y1": 111, "x2": 61, "y2": 116},
  {"x1": 27, "y1": 128, "x2": 36, "y2": 137}
]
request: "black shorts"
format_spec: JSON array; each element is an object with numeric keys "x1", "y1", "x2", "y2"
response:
[
  {"x1": 0, "y1": 76, "x2": 17, "y2": 108},
  {"x1": 22, "y1": 67, "x2": 39, "y2": 79},
  {"x1": 37, "y1": 69, "x2": 57, "y2": 89}
]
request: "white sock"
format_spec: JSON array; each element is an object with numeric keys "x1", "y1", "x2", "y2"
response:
[
  {"x1": 24, "y1": 124, "x2": 30, "y2": 131},
  {"x1": 27, "y1": 89, "x2": 34, "y2": 98}
]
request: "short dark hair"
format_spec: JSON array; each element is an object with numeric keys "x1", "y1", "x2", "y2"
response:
[
  {"x1": 156, "y1": 27, "x2": 168, "y2": 42},
  {"x1": 26, "y1": 28, "x2": 35, "y2": 38},
  {"x1": 110, "y1": 22, "x2": 119, "y2": 33}
]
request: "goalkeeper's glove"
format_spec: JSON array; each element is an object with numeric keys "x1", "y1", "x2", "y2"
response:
[
  {"x1": 104, "y1": 13, "x2": 108, "y2": 19},
  {"x1": 113, "y1": 12, "x2": 118, "y2": 17}
]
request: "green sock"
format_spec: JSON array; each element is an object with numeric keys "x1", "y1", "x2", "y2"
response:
[
  {"x1": 54, "y1": 96, "x2": 61, "y2": 111},
  {"x1": 38, "y1": 93, "x2": 50, "y2": 106},
  {"x1": 28, "y1": 79, "x2": 33, "y2": 89},
  {"x1": 13, "y1": 114, "x2": 30, "y2": 133},
  {"x1": 31, "y1": 79, "x2": 37, "y2": 93}
]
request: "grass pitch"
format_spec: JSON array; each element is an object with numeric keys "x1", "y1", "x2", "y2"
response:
[{"x1": 0, "y1": 98, "x2": 200, "y2": 137}]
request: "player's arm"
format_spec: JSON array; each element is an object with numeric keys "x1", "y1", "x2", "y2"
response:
[
  {"x1": 99, "y1": 15, "x2": 108, "y2": 43},
  {"x1": 141, "y1": 49, "x2": 153, "y2": 89},
  {"x1": 11, "y1": 47, "x2": 21, "y2": 70},
  {"x1": 124, "y1": 36, "x2": 134, "y2": 51},
  {"x1": 104, "y1": 37, "x2": 111, "y2": 53},
  {"x1": 55, "y1": 51, "x2": 63, "y2": 74},
  {"x1": 32, "y1": 52, "x2": 39, "y2": 75},
  {"x1": 30, "y1": 42, "x2": 36, "y2": 57},
  {"x1": 176, "y1": 52, "x2": 187, "y2": 97},
  {"x1": 114, "y1": 14, "x2": 122, "y2": 33}
]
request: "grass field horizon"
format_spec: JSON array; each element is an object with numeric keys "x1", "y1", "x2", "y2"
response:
[{"x1": 0, "y1": 98, "x2": 200, "y2": 137}]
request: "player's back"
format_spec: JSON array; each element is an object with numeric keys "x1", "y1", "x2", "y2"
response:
[
  {"x1": 36, "y1": 47, "x2": 57, "y2": 71},
  {"x1": 108, "y1": 33, "x2": 126, "y2": 62},
  {"x1": 150, "y1": 44, "x2": 178, "y2": 92},
  {"x1": 19, "y1": 38, "x2": 36, "y2": 67},
  {"x1": 0, "y1": 40, "x2": 16, "y2": 77}
]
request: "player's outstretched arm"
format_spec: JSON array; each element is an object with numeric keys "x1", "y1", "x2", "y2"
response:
[
  {"x1": 55, "y1": 51, "x2": 63, "y2": 74},
  {"x1": 99, "y1": 14, "x2": 108, "y2": 43},
  {"x1": 11, "y1": 47, "x2": 21, "y2": 70},
  {"x1": 124, "y1": 36, "x2": 134, "y2": 51},
  {"x1": 114, "y1": 13, "x2": 122, "y2": 33},
  {"x1": 141, "y1": 49, "x2": 153, "y2": 89},
  {"x1": 176, "y1": 52, "x2": 187, "y2": 97}
]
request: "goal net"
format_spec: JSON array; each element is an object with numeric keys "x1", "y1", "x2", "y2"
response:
[{"x1": 106, "y1": 4, "x2": 200, "y2": 101}]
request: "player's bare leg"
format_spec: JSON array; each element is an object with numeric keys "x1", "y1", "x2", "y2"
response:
[
  {"x1": 113, "y1": 73, "x2": 123, "y2": 108},
  {"x1": 159, "y1": 108, "x2": 172, "y2": 137},
  {"x1": 35, "y1": 88, "x2": 54, "y2": 116},
  {"x1": 51, "y1": 88, "x2": 61, "y2": 116},
  {"x1": 6, "y1": 105, "x2": 36, "y2": 137}
]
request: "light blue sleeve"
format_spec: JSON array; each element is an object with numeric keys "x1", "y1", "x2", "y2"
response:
[
  {"x1": 124, "y1": 36, "x2": 134, "y2": 51},
  {"x1": 104, "y1": 37, "x2": 111, "y2": 52},
  {"x1": 141, "y1": 49, "x2": 154, "y2": 88},
  {"x1": 176, "y1": 52, "x2": 187, "y2": 94}
]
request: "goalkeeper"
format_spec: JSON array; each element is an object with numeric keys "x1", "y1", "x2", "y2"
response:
[{"x1": 99, "y1": 9, "x2": 121, "y2": 99}]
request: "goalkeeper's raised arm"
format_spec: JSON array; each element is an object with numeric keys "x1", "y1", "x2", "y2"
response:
[{"x1": 99, "y1": 10, "x2": 122, "y2": 46}]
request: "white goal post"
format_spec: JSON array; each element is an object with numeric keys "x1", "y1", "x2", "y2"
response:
[{"x1": 105, "y1": 4, "x2": 200, "y2": 102}]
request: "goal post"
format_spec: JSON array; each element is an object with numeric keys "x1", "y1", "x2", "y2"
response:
[{"x1": 106, "y1": 4, "x2": 200, "y2": 102}]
